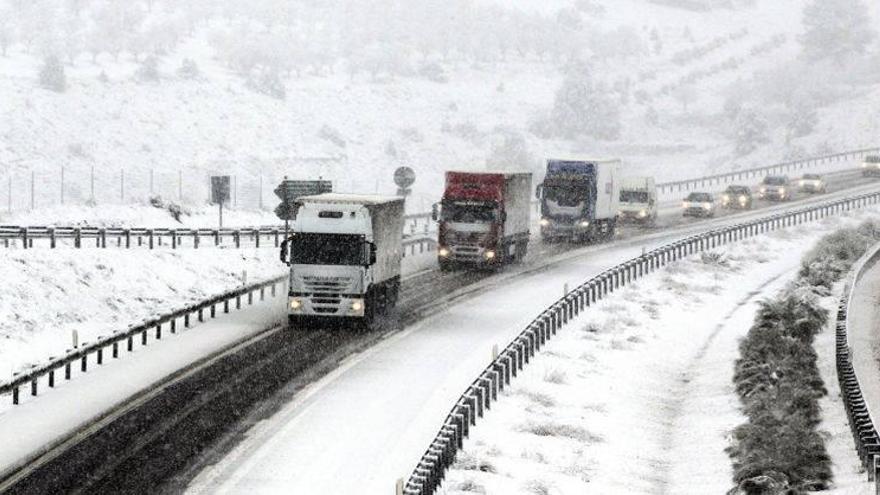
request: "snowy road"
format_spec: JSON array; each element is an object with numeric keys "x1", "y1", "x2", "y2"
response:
[{"x1": 184, "y1": 193, "x2": 877, "y2": 495}]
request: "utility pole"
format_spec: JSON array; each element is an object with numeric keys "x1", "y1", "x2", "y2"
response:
[{"x1": 60, "y1": 166, "x2": 65, "y2": 205}]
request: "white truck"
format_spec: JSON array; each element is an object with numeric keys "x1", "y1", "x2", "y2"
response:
[
  {"x1": 537, "y1": 158, "x2": 621, "y2": 242},
  {"x1": 617, "y1": 176, "x2": 657, "y2": 225},
  {"x1": 280, "y1": 194, "x2": 405, "y2": 328}
]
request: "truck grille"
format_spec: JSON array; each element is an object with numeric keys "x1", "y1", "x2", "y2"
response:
[
  {"x1": 450, "y1": 231, "x2": 487, "y2": 244},
  {"x1": 301, "y1": 276, "x2": 352, "y2": 314}
]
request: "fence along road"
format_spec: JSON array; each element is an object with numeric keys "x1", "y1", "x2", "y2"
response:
[
  {"x1": 402, "y1": 190, "x2": 880, "y2": 495},
  {"x1": 835, "y1": 242, "x2": 880, "y2": 491}
]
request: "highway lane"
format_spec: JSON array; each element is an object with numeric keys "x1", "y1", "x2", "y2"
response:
[
  {"x1": 3, "y1": 164, "x2": 874, "y2": 494},
  {"x1": 183, "y1": 168, "x2": 879, "y2": 494}
]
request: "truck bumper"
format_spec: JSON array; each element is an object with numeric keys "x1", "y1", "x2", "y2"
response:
[{"x1": 288, "y1": 293, "x2": 366, "y2": 319}]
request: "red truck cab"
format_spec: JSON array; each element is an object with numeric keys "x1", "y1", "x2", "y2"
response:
[{"x1": 433, "y1": 171, "x2": 531, "y2": 271}]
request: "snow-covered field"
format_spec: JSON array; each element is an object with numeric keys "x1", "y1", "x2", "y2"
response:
[
  {"x1": 443, "y1": 211, "x2": 879, "y2": 494},
  {"x1": 0, "y1": 0, "x2": 877, "y2": 216}
]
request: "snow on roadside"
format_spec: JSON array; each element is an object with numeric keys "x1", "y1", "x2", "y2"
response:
[
  {"x1": 443, "y1": 211, "x2": 880, "y2": 495},
  {"x1": 0, "y1": 248, "x2": 286, "y2": 382}
]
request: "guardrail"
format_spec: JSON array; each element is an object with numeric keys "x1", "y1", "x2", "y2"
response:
[
  {"x1": 655, "y1": 147, "x2": 879, "y2": 196},
  {"x1": 0, "y1": 275, "x2": 288, "y2": 406},
  {"x1": 401, "y1": 189, "x2": 880, "y2": 495},
  {"x1": 836, "y1": 242, "x2": 880, "y2": 490},
  {"x1": 0, "y1": 213, "x2": 437, "y2": 250}
]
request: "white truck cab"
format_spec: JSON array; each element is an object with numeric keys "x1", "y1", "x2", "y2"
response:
[
  {"x1": 280, "y1": 194, "x2": 404, "y2": 328},
  {"x1": 618, "y1": 176, "x2": 657, "y2": 225}
]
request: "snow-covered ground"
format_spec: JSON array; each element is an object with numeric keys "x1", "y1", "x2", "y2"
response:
[
  {"x1": 1, "y1": 0, "x2": 877, "y2": 215},
  {"x1": 442, "y1": 212, "x2": 880, "y2": 494},
  {"x1": 181, "y1": 205, "x2": 877, "y2": 495}
]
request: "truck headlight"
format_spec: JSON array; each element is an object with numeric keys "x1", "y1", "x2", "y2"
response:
[
  {"x1": 579, "y1": 220, "x2": 590, "y2": 227},
  {"x1": 351, "y1": 299, "x2": 364, "y2": 312},
  {"x1": 438, "y1": 247, "x2": 450, "y2": 257},
  {"x1": 682, "y1": 201, "x2": 690, "y2": 208},
  {"x1": 738, "y1": 195, "x2": 747, "y2": 203},
  {"x1": 289, "y1": 298, "x2": 302, "y2": 311},
  {"x1": 779, "y1": 187, "x2": 785, "y2": 194},
  {"x1": 484, "y1": 250, "x2": 496, "y2": 260},
  {"x1": 799, "y1": 180, "x2": 805, "y2": 186},
  {"x1": 638, "y1": 210, "x2": 647, "y2": 218},
  {"x1": 540, "y1": 218, "x2": 550, "y2": 227},
  {"x1": 703, "y1": 203, "x2": 711, "y2": 210},
  {"x1": 721, "y1": 194, "x2": 730, "y2": 203},
  {"x1": 760, "y1": 187, "x2": 766, "y2": 194}
]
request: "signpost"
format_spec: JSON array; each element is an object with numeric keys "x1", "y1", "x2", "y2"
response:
[
  {"x1": 274, "y1": 177, "x2": 333, "y2": 231},
  {"x1": 211, "y1": 175, "x2": 231, "y2": 228},
  {"x1": 393, "y1": 166, "x2": 416, "y2": 197}
]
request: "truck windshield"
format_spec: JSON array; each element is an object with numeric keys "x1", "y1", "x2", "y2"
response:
[
  {"x1": 620, "y1": 190, "x2": 649, "y2": 203},
  {"x1": 289, "y1": 233, "x2": 365, "y2": 265},
  {"x1": 544, "y1": 186, "x2": 584, "y2": 207},
  {"x1": 441, "y1": 201, "x2": 497, "y2": 223}
]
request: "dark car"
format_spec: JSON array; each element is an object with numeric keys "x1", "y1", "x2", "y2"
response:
[
  {"x1": 719, "y1": 185, "x2": 753, "y2": 210},
  {"x1": 682, "y1": 192, "x2": 716, "y2": 217},
  {"x1": 758, "y1": 175, "x2": 792, "y2": 201}
]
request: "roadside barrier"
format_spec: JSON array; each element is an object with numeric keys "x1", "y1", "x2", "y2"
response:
[
  {"x1": 0, "y1": 275, "x2": 286, "y2": 406},
  {"x1": 836, "y1": 242, "x2": 880, "y2": 490},
  {"x1": 655, "y1": 147, "x2": 879, "y2": 197},
  {"x1": 402, "y1": 189, "x2": 880, "y2": 495}
]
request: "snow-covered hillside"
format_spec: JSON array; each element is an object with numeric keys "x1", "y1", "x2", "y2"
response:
[{"x1": 0, "y1": 0, "x2": 877, "y2": 219}]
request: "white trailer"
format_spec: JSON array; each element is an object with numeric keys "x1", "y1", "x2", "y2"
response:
[{"x1": 281, "y1": 194, "x2": 405, "y2": 328}]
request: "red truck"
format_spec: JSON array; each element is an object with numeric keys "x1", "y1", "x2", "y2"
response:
[{"x1": 432, "y1": 171, "x2": 532, "y2": 271}]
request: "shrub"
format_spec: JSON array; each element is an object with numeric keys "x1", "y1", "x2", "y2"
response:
[{"x1": 39, "y1": 54, "x2": 66, "y2": 92}]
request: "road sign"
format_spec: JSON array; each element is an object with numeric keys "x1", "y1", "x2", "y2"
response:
[
  {"x1": 393, "y1": 167, "x2": 416, "y2": 189},
  {"x1": 274, "y1": 179, "x2": 332, "y2": 221},
  {"x1": 211, "y1": 176, "x2": 231, "y2": 204}
]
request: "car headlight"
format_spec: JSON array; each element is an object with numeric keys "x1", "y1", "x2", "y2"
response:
[
  {"x1": 579, "y1": 220, "x2": 590, "y2": 227},
  {"x1": 540, "y1": 218, "x2": 550, "y2": 227},
  {"x1": 484, "y1": 250, "x2": 496, "y2": 260},
  {"x1": 438, "y1": 247, "x2": 450, "y2": 257},
  {"x1": 289, "y1": 298, "x2": 302, "y2": 311},
  {"x1": 351, "y1": 299, "x2": 364, "y2": 312}
]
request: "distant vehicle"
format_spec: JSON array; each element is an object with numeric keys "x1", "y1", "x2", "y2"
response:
[
  {"x1": 758, "y1": 175, "x2": 792, "y2": 201},
  {"x1": 720, "y1": 185, "x2": 753, "y2": 210},
  {"x1": 798, "y1": 173, "x2": 827, "y2": 194},
  {"x1": 682, "y1": 192, "x2": 716, "y2": 217},
  {"x1": 862, "y1": 155, "x2": 880, "y2": 177},
  {"x1": 618, "y1": 176, "x2": 657, "y2": 225},
  {"x1": 434, "y1": 171, "x2": 531, "y2": 271},
  {"x1": 280, "y1": 194, "x2": 405, "y2": 329},
  {"x1": 537, "y1": 158, "x2": 621, "y2": 242}
]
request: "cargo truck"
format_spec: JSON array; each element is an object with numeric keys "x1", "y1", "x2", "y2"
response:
[
  {"x1": 537, "y1": 158, "x2": 621, "y2": 242},
  {"x1": 433, "y1": 171, "x2": 532, "y2": 271},
  {"x1": 280, "y1": 194, "x2": 405, "y2": 329},
  {"x1": 617, "y1": 176, "x2": 657, "y2": 225}
]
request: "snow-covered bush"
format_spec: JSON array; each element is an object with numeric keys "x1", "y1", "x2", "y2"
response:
[
  {"x1": 39, "y1": 54, "x2": 66, "y2": 92},
  {"x1": 800, "y1": 0, "x2": 875, "y2": 63},
  {"x1": 538, "y1": 63, "x2": 621, "y2": 141},
  {"x1": 485, "y1": 132, "x2": 534, "y2": 173},
  {"x1": 177, "y1": 58, "x2": 201, "y2": 80},
  {"x1": 246, "y1": 68, "x2": 285, "y2": 100},
  {"x1": 136, "y1": 55, "x2": 160, "y2": 82},
  {"x1": 732, "y1": 109, "x2": 769, "y2": 157}
]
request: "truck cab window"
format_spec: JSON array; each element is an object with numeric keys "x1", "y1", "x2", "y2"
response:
[
  {"x1": 441, "y1": 201, "x2": 497, "y2": 223},
  {"x1": 620, "y1": 190, "x2": 649, "y2": 203},
  {"x1": 543, "y1": 186, "x2": 584, "y2": 207},
  {"x1": 289, "y1": 233, "x2": 366, "y2": 265}
]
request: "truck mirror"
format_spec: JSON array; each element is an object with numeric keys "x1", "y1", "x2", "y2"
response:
[
  {"x1": 501, "y1": 211, "x2": 507, "y2": 222},
  {"x1": 280, "y1": 238, "x2": 291, "y2": 266},
  {"x1": 431, "y1": 203, "x2": 440, "y2": 222},
  {"x1": 535, "y1": 184, "x2": 543, "y2": 200},
  {"x1": 364, "y1": 242, "x2": 377, "y2": 266},
  {"x1": 370, "y1": 244, "x2": 377, "y2": 265}
]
